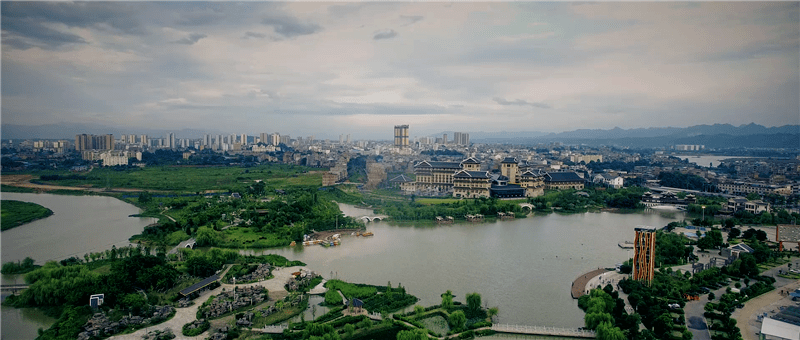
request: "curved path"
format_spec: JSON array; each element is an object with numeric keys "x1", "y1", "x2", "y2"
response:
[
  {"x1": 107, "y1": 266, "x2": 305, "y2": 340},
  {"x1": 571, "y1": 268, "x2": 610, "y2": 298}
]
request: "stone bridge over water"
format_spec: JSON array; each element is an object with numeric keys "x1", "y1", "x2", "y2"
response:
[{"x1": 357, "y1": 215, "x2": 387, "y2": 222}]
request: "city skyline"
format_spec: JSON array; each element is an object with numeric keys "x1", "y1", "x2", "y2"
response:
[{"x1": 2, "y1": 2, "x2": 798, "y2": 140}]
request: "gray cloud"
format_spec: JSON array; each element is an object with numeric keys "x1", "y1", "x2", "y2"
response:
[
  {"x1": 261, "y1": 15, "x2": 321, "y2": 38},
  {"x1": 373, "y1": 29, "x2": 398, "y2": 40},
  {"x1": 400, "y1": 15, "x2": 424, "y2": 26},
  {"x1": 172, "y1": 33, "x2": 207, "y2": 45},
  {"x1": 243, "y1": 31, "x2": 266, "y2": 39},
  {"x1": 493, "y1": 97, "x2": 551, "y2": 109}
]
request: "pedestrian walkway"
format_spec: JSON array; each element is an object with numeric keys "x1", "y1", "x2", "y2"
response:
[{"x1": 571, "y1": 268, "x2": 610, "y2": 298}]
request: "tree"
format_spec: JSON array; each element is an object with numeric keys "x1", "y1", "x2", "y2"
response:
[
  {"x1": 344, "y1": 324, "x2": 355, "y2": 338},
  {"x1": 324, "y1": 289, "x2": 343, "y2": 306},
  {"x1": 414, "y1": 305, "x2": 424, "y2": 319},
  {"x1": 466, "y1": 292, "x2": 482, "y2": 311},
  {"x1": 728, "y1": 227, "x2": 740, "y2": 240},
  {"x1": 487, "y1": 307, "x2": 499, "y2": 321},
  {"x1": 396, "y1": 329, "x2": 427, "y2": 340},
  {"x1": 441, "y1": 290, "x2": 454, "y2": 310},
  {"x1": 596, "y1": 322, "x2": 626, "y2": 340},
  {"x1": 449, "y1": 310, "x2": 466, "y2": 331},
  {"x1": 746, "y1": 192, "x2": 761, "y2": 201},
  {"x1": 120, "y1": 293, "x2": 147, "y2": 315}
]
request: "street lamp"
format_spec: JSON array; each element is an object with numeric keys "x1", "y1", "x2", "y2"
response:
[
  {"x1": 233, "y1": 277, "x2": 236, "y2": 302},
  {"x1": 701, "y1": 205, "x2": 706, "y2": 223}
]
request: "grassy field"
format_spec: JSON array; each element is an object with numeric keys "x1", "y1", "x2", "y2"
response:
[
  {"x1": 1, "y1": 200, "x2": 54, "y2": 231},
  {"x1": 415, "y1": 198, "x2": 462, "y2": 205},
  {"x1": 31, "y1": 164, "x2": 324, "y2": 193}
]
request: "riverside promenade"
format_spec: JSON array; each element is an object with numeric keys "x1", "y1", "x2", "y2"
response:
[{"x1": 571, "y1": 268, "x2": 610, "y2": 298}]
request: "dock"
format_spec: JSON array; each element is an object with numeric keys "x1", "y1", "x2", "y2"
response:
[
  {"x1": 571, "y1": 268, "x2": 610, "y2": 299},
  {"x1": 492, "y1": 324, "x2": 595, "y2": 338},
  {"x1": 618, "y1": 241, "x2": 634, "y2": 249}
]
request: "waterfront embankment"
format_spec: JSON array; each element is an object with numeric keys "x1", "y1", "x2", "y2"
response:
[{"x1": 571, "y1": 268, "x2": 610, "y2": 299}]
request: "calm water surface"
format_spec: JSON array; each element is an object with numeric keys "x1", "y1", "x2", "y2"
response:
[
  {"x1": 1, "y1": 192, "x2": 157, "y2": 264},
  {"x1": 245, "y1": 204, "x2": 685, "y2": 328},
  {"x1": 676, "y1": 155, "x2": 754, "y2": 168}
]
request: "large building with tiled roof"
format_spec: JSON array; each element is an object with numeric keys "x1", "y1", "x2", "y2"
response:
[
  {"x1": 520, "y1": 170, "x2": 546, "y2": 197},
  {"x1": 544, "y1": 172, "x2": 586, "y2": 190},
  {"x1": 404, "y1": 156, "x2": 579, "y2": 197},
  {"x1": 453, "y1": 170, "x2": 492, "y2": 198}
]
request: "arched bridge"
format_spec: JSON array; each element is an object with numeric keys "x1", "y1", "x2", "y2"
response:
[
  {"x1": 358, "y1": 215, "x2": 387, "y2": 222},
  {"x1": 519, "y1": 203, "x2": 534, "y2": 210}
]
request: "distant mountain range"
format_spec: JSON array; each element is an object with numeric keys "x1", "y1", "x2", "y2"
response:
[{"x1": 452, "y1": 123, "x2": 800, "y2": 149}]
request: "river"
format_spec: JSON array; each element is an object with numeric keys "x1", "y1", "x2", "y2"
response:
[
  {"x1": 1, "y1": 193, "x2": 685, "y2": 338},
  {"x1": 676, "y1": 155, "x2": 755, "y2": 168},
  {"x1": 1, "y1": 192, "x2": 156, "y2": 340},
  {"x1": 244, "y1": 204, "x2": 685, "y2": 328}
]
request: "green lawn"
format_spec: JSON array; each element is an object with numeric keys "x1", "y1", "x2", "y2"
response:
[
  {"x1": 33, "y1": 164, "x2": 323, "y2": 193},
  {"x1": 415, "y1": 198, "x2": 462, "y2": 205},
  {"x1": 1, "y1": 200, "x2": 54, "y2": 230}
]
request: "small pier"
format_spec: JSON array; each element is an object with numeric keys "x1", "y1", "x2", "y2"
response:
[
  {"x1": 466, "y1": 214, "x2": 484, "y2": 222},
  {"x1": 1, "y1": 284, "x2": 30, "y2": 294},
  {"x1": 492, "y1": 324, "x2": 596, "y2": 338},
  {"x1": 618, "y1": 241, "x2": 634, "y2": 249},
  {"x1": 497, "y1": 212, "x2": 515, "y2": 220},
  {"x1": 435, "y1": 216, "x2": 454, "y2": 224}
]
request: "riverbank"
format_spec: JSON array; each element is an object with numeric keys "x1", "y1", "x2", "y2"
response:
[{"x1": 1, "y1": 200, "x2": 54, "y2": 231}]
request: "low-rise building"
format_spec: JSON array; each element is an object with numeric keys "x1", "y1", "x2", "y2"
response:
[{"x1": 544, "y1": 172, "x2": 585, "y2": 190}]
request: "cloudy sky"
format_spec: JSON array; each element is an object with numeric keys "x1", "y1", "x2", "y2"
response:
[{"x1": 2, "y1": 1, "x2": 798, "y2": 140}]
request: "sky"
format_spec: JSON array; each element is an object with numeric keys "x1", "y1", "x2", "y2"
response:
[{"x1": 2, "y1": 1, "x2": 799, "y2": 140}]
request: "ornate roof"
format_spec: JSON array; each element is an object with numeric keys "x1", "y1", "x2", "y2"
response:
[{"x1": 453, "y1": 170, "x2": 490, "y2": 179}]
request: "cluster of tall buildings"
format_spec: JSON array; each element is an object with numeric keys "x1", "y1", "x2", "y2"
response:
[
  {"x1": 393, "y1": 125, "x2": 470, "y2": 148},
  {"x1": 75, "y1": 134, "x2": 114, "y2": 151}
]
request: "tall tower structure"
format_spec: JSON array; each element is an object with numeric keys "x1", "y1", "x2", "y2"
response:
[
  {"x1": 394, "y1": 125, "x2": 409, "y2": 148},
  {"x1": 633, "y1": 227, "x2": 656, "y2": 285},
  {"x1": 500, "y1": 157, "x2": 519, "y2": 184}
]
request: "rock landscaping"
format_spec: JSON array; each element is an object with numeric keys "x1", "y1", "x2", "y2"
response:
[
  {"x1": 285, "y1": 270, "x2": 320, "y2": 292},
  {"x1": 76, "y1": 306, "x2": 175, "y2": 340},
  {"x1": 200, "y1": 285, "x2": 268, "y2": 319},
  {"x1": 228, "y1": 263, "x2": 273, "y2": 283}
]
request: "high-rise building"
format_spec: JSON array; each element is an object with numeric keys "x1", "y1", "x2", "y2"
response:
[
  {"x1": 240, "y1": 134, "x2": 247, "y2": 145},
  {"x1": 633, "y1": 227, "x2": 656, "y2": 286},
  {"x1": 339, "y1": 134, "x2": 344, "y2": 144},
  {"x1": 346, "y1": 134, "x2": 351, "y2": 144},
  {"x1": 442, "y1": 134, "x2": 447, "y2": 145},
  {"x1": 280, "y1": 135, "x2": 291, "y2": 145},
  {"x1": 168, "y1": 133, "x2": 175, "y2": 149},
  {"x1": 394, "y1": 125, "x2": 409, "y2": 148},
  {"x1": 75, "y1": 134, "x2": 114, "y2": 151},
  {"x1": 204, "y1": 134, "x2": 211, "y2": 146},
  {"x1": 453, "y1": 132, "x2": 470, "y2": 145},
  {"x1": 140, "y1": 135, "x2": 148, "y2": 146},
  {"x1": 269, "y1": 133, "x2": 280, "y2": 146},
  {"x1": 260, "y1": 133, "x2": 268, "y2": 145}
]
